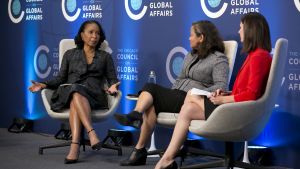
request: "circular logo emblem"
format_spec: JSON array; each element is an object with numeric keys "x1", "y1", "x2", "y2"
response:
[
  {"x1": 66, "y1": 0, "x2": 77, "y2": 13},
  {"x1": 172, "y1": 57, "x2": 184, "y2": 77},
  {"x1": 12, "y1": 0, "x2": 21, "y2": 15},
  {"x1": 62, "y1": 0, "x2": 81, "y2": 22},
  {"x1": 37, "y1": 53, "x2": 48, "y2": 72},
  {"x1": 125, "y1": 0, "x2": 147, "y2": 20},
  {"x1": 131, "y1": 0, "x2": 142, "y2": 11},
  {"x1": 8, "y1": 0, "x2": 25, "y2": 23},
  {"x1": 34, "y1": 45, "x2": 51, "y2": 79},
  {"x1": 200, "y1": 0, "x2": 228, "y2": 18},
  {"x1": 166, "y1": 46, "x2": 188, "y2": 83},
  {"x1": 208, "y1": 0, "x2": 221, "y2": 8}
]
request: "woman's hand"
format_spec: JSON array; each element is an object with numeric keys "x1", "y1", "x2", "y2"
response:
[
  {"x1": 29, "y1": 80, "x2": 46, "y2": 92},
  {"x1": 106, "y1": 82, "x2": 120, "y2": 95},
  {"x1": 210, "y1": 89, "x2": 231, "y2": 97},
  {"x1": 209, "y1": 95, "x2": 234, "y2": 105}
]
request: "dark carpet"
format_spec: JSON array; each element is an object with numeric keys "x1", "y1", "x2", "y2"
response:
[
  {"x1": 0, "y1": 128, "x2": 290, "y2": 169},
  {"x1": 0, "y1": 128, "x2": 159, "y2": 169}
]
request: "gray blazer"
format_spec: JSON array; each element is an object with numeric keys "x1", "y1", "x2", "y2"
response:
[{"x1": 172, "y1": 51, "x2": 229, "y2": 92}]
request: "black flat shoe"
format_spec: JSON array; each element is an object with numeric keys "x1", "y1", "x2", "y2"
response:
[
  {"x1": 164, "y1": 161, "x2": 178, "y2": 169},
  {"x1": 64, "y1": 142, "x2": 80, "y2": 164},
  {"x1": 87, "y1": 129, "x2": 102, "y2": 151},
  {"x1": 120, "y1": 147, "x2": 147, "y2": 166},
  {"x1": 114, "y1": 111, "x2": 143, "y2": 129}
]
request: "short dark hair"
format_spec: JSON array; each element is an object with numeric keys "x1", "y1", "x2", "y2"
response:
[
  {"x1": 241, "y1": 12, "x2": 271, "y2": 53},
  {"x1": 191, "y1": 20, "x2": 224, "y2": 58},
  {"x1": 74, "y1": 20, "x2": 106, "y2": 49}
]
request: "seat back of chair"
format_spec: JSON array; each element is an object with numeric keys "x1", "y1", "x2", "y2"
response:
[
  {"x1": 59, "y1": 39, "x2": 112, "y2": 69},
  {"x1": 255, "y1": 38, "x2": 288, "y2": 129},
  {"x1": 223, "y1": 40, "x2": 238, "y2": 82}
]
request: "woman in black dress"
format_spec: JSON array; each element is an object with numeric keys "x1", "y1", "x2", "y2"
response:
[{"x1": 29, "y1": 20, "x2": 119, "y2": 164}]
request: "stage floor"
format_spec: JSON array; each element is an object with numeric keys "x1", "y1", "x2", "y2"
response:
[
  {"x1": 0, "y1": 128, "x2": 162, "y2": 169},
  {"x1": 1, "y1": 128, "x2": 289, "y2": 169}
]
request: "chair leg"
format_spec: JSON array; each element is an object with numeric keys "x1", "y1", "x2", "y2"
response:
[
  {"x1": 180, "y1": 159, "x2": 226, "y2": 169},
  {"x1": 39, "y1": 140, "x2": 71, "y2": 155},
  {"x1": 181, "y1": 141, "x2": 284, "y2": 169},
  {"x1": 101, "y1": 135, "x2": 123, "y2": 156},
  {"x1": 54, "y1": 123, "x2": 71, "y2": 140},
  {"x1": 101, "y1": 129, "x2": 127, "y2": 156},
  {"x1": 147, "y1": 149, "x2": 165, "y2": 156},
  {"x1": 225, "y1": 142, "x2": 235, "y2": 169},
  {"x1": 188, "y1": 146, "x2": 225, "y2": 158},
  {"x1": 234, "y1": 161, "x2": 282, "y2": 169},
  {"x1": 39, "y1": 126, "x2": 87, "y2": 155},
  {"x1": 179, "y1": 142, "x2": 233, "y2": 169}
]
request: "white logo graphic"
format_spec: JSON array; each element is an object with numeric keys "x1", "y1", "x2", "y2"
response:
[
  {"x1": 200, "y1": 0, "x2": 228, "y2": 18},
  {"x1": 125, "y1": 0, "x2": 148, "y2": 20},
  {"x1": 34, "y1": 45, "x2": 51, "y2": 79},
  {"x1": 295, "y1": 0, "x2": 300, "y2": 12},
  {"x1": 62, "y1": 0, "x2": 81, "y2": 22},
  {"x1": 166, "y1": 47, "x2": 188, "y2": 83},
  {"x1": 8, "y1": 0, "x2": 24, "y2": 23}
]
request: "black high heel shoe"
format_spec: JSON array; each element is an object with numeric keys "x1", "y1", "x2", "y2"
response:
[
  {"x1": 114, "y1": 111, "x2": 143, "y2": 129},
  {"x1": 91, "y1": 141, "x2": 102, "y2": 151},
  {"x1": 64, "y1": 142, "x2": 80, "y2": 164},
  {"x1": 120, "y1": 147, "x2": 147, "y2": 166},
  {"x1": 88, "y1": 129, "x2": 102, "y2": 151},
  {"x1": 164, "y1": 161, "x2": 178, "y2": 169}
]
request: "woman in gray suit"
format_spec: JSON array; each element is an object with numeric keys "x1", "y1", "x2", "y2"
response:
[
  {"x1": 29, "y1": 20, "x2": 119, "y2": 164},
  {"x1": 114, "y1": 20, "x2": 229, "y2": 166}
]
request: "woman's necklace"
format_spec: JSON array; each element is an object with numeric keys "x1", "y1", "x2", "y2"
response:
[
  {"x1": 86, "y1": 52, "x2": 95, "y2": 58},
  {"x1": 85, "y1": 51, "x2": 95, "y2": 64}
]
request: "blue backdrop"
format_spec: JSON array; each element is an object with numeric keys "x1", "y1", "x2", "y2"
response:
[{"x1": 1, "y1": 0, "x2": 300, "y2": 167}]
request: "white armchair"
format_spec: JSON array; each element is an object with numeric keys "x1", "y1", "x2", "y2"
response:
[
  {"x1": 156, "y1": 40, "x2": 238, "y2": 127},
  {"x1": 182, "y1": 38, "x2": 288, "y2": 169},
  {"x1": 147, "y1": 41, "x2": 238, "y2": 159},
  {"x1": 39, "y1": 39, "x2": 122, "y2": 155}
]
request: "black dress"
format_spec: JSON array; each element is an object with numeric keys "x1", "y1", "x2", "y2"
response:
[{"x1": 43, "y1": 48, "x2": 118, "y2": 112}]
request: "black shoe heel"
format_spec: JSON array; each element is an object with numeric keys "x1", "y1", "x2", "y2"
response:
[
  {"x1": 64, "y1": 142, "x2": 80, "y2": 164},
  {"x1": 164, "y1": 161, "x2": 178, "y2": 169},
  {"x1": 64, "y1": 158, "x2": 78, "y2": 164},
  {"x1": 114, "y1": 111, "x2": 143, "y2": 129},
  {"x1": 91, "y1": 141, "x2": 102, "y2": 151},
  {"x1": 87, "y1": 129, "x2": 102, "y2": 151}
]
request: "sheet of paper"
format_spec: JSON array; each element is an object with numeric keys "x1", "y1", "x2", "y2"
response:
[{"x1": 190, "y1": 88, "x2": 212, "y2": 97}]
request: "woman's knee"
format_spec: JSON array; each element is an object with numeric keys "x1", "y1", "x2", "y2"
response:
[
  {"x1": 72, "y1": 92, "x2": 85, "y2": 101},
  {"x1": 184, "y1": 91, "x2": 195, "y2": 103},
  {"x1": 185, "y1": 94, "x2": 203, "y2": 104},
  {"x1": 180, "y1": 103, "x2": 198, "y2": 117}
]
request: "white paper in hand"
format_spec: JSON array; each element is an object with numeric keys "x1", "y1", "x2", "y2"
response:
[{"x1": 190, "y1": 88, "x2": 212, "y2": 97}]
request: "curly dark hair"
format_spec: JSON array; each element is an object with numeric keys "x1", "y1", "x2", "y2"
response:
[
  {"x1": 241, "y1": 12, "x2": 271, "y2": 53},
  {"x1": 191, "y1": 20, "x2": 224, "y2": 58},
  {"x1": 74, "y1": 20, "x2": 106, "y2": 49}
]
